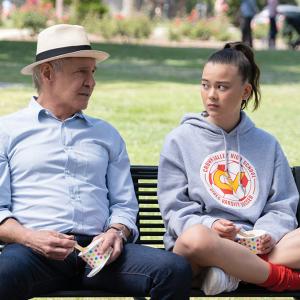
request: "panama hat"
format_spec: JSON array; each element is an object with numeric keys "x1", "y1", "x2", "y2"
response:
[{"x1": 21, "y1": 24, "x2": 109, "y2": 75}]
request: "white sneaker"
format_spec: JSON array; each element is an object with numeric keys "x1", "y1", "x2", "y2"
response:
[{"x1": 201, "y1": 267, "x2": 240, "y2": 295}]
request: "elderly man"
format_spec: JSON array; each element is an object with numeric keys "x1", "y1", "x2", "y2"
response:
[{"x1": 0, "y1": 24, "x2": 192, "y2": 300}]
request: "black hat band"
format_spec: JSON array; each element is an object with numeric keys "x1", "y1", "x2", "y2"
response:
[{"x1": 36, "y1": 45, "x2": 92, "y2": 62}]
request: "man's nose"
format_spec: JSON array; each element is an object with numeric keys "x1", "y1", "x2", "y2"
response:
[{"x1": 84, "y1": 75, "x2": 96, "y2": 88}]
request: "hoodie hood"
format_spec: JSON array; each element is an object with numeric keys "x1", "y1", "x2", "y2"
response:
[{"x1": 180, "y1": 110, "x2": 255, "y2": 137}]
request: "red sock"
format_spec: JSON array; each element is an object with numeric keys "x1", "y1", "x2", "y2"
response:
[
  {"x1": 259, "y1": 254, "x2": 269, "y2": 261},
  {"x1": 259, "y1": 262, "x2": 300, "y2": 291}
]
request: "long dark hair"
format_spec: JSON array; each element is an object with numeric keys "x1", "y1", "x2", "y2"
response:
[{"x1": 206, "y1": 42, "x2": 261, "y2": 111}]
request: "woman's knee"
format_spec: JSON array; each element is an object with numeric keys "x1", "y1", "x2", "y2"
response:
[{"x1": 174, "y1": 224, "x2": 218, "y2": 258}]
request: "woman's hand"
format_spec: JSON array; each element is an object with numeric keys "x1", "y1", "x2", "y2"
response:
[
  {"x1": 257, "y1": 234, "x2": 275, "y2": 254},
  {"x1": 212, "y1": 219, "x2": 239, "y2": 240}
]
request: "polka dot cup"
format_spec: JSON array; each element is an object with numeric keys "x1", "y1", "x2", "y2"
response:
[
  {"x1": 78, "y1": 239, "x2": 112, "y2": 277},
  {"x1": 236, "y1": 229, "x2": 266, "y2": 254}
]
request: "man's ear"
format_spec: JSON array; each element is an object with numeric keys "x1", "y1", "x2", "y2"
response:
[{"x1": 40, "y1": 63, "x2": 54, "y2": 83}]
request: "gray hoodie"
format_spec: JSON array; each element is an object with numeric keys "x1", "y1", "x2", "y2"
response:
[{"x1": 158, "y1": 112, "x2": 298, "y2": 250}]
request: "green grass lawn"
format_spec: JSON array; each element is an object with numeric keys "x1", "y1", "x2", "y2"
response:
[
  {"x1": 0, "y1": 41, "x2": 299, "y2": 166},
  {"x1": 0, "y1": 41, "x2": 299, "y2": 300}
]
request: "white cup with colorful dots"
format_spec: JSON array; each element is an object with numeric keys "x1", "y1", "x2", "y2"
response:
[
  {"x1": 236, "y1": 229, "x2": 266, "y2": 254},
  {"x1": 78, "y1": 239, "x2": 113, "y2": 277}
]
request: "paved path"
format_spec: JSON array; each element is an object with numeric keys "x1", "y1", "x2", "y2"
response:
[
  {"x1": 0, "y1": 28, "x2": 32, "y2": 40},
  {"x1": 0, "y1": 82, "x2": 26, "y2": 89},
  {"x1": 0, "y1": 27, "x2": 289, "y2": 50}
]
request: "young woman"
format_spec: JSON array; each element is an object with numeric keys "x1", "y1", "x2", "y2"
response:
[{"x1": 158, "y1": 42, "x2": 300, "y2": 295}]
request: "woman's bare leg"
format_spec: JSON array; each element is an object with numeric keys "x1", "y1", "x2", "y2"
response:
[{"x1": 173, "y1": 224, "x2": 269, "y2": 284}]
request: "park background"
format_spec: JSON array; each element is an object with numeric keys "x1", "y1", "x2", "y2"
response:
[{"x1": 0, "y1": 1, "x2": 300, "y2": 300}]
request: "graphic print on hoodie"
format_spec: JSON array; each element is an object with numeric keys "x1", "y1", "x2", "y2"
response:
[
  {"x1": 158, "y1": 111, "x2": 299, "y2": 251},
  {"x1": 201, "y1": 150, "x2": 258, "y2": 209}
]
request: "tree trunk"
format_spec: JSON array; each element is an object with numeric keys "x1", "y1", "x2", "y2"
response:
[{"x1": 56, "y1": 0, "x2": 64, "y2": 19}]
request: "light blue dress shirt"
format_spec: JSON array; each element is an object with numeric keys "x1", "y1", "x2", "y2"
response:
[{"x1": 0, "y1": 98, "x2": 138, "y2": 240}]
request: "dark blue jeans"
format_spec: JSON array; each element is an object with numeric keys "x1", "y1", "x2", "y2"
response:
[{"x1": 0, "y1": 235, "x2": 192, "y2": 300}]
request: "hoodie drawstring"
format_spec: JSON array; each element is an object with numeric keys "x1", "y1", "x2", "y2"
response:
[
  {"x1": 221, "y1": 130, "x2": 228, "y2": 172},
  {"x1": 237, "y1": 129, "x2": 242, "y2": 188},
  {"x1": 222, "y1": 129, "x2": 244, "y2": 196}
]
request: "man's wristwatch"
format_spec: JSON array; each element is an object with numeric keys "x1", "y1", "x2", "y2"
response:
[{"x1": 106, "y1": 225, "x2": 128, "y2": 243}]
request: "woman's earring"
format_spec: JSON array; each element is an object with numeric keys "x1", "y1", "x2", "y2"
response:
[
  {"x1": 241, "y1": 99, "x2": 247, "y2": 110},
  {"x1": 201, "y1": 111, "x2": 209, "y2": 117}
]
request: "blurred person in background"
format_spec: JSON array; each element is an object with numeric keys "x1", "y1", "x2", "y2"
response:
[
  {"x1": 240, "y1": 0, "x2": 258, "y2": 47},
  {"x1": 268, "y1": 0, "x2": 278, "y2": 49}
]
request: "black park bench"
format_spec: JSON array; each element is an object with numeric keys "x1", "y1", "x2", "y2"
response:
[{"x1": 2, "y1": 165, "x2": 300, "y2": 299}]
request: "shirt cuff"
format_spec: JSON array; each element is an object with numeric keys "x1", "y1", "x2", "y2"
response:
[{"x1": 0, "y1": 210, "x2": 13, "y2": 225}]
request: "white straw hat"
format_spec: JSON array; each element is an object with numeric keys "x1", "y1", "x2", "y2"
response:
[{"x1": 21, "y1": 24, "x2": 109, "y2": 75}]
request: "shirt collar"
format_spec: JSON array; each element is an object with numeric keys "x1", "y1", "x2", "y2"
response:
[
  {"x1": 28, "y1": 96, "x2": 92, "y2": 126},
  {"x1": 73, "y1": 111, "x2": 93, "y2": 126}
]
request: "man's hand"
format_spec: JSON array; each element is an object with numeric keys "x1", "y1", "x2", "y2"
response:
[
  {"x1": 212, "y1": 219, "x2": 239, "y2": 240},
  {"x1": 24, "y1": 230, "x2": 76, "y2": 260},
  {"x1": 256, "y1": 233, "x2": 275, "y2": 254},
  {"x1": 93, "y1": 229, "x2": 124, "y2": 264}
]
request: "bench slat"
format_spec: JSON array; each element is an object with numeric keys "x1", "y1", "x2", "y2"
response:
[
  {"x1": 138, "y1": 215, "x2": 162, "y2": 220},
  {"x1": 136, "y1": 191, "x2": 157, "y2": 196},
  {"x1": 139, "y1": 208, "x2": 160, "y2": 213},
  {"x1": 134, "y1": 183, "x2": 157, "y2": 188},
  {"x1": 138, "y1": 199, "x2": 159, "y2": 205},
  {"x1": 138, "y1": 223, "x2": 165, "y2": 228}
]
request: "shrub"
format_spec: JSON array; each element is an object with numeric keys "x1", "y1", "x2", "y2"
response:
[
  {"x1": 253, "y1": 23, "x2": 269, "y2": 40},
  {"x1": 98, "y1": 15, "x2": 152, "y2": 41},
  {"x1": 10, "y1": 1, "x2": 53, "y2": 34},
  {"x1": 69, "y1": 0, "x2": 108, "y2": 23},
  {"x1": 169, "y1": 27, "x2": 182, "y2": 41},
  {"x1": 180, "y1": 21, "x2": 193, "y2": 37},
  {"x1": 81, "y1": 13, "x2": 104, "y2": 35},
  {"x1": 76, "y1": 13, "x2": 153, "y2": 41},
  {"x1": 99, "y1": 16, "x2": 119, "y2": 40},
  {"x1": 189, "y1": 19, "x2": 212, "y2": 40},
  {"x1": 125, "y1": 16, "x2": 152, "y2": 39},
  {"x1": 168, "y1": 19, "x2": 185, "y2": 41},
  {"x1": 12, "y1": 11, "x2": 47, "y2": 34},
  {"x1": 208, "y1": 16, "x2": 234, "y2": 41},
  {"x1": 168, "y1": 15, "x2": 235, "y2": 42}
]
